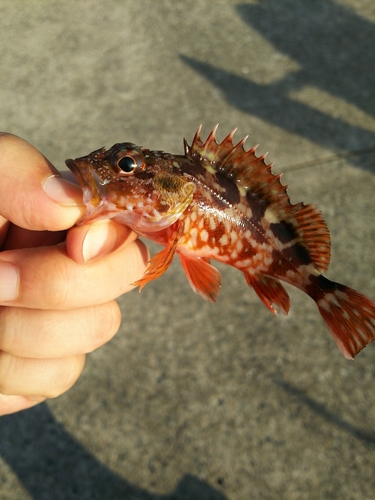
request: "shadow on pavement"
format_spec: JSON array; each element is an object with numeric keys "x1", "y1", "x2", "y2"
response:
[
  {"x1": 0, "y1": 404, "x2": 227, "y2": 500},
  {"x1": 274, "y1": 379, "x2": 375, "y2": 448},
  {"x1": 180, "y1": 0, "x2": 375, "y2": 170}
]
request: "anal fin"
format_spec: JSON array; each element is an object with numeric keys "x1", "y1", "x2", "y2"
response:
[
  {"x1": 179, "y1": 253, "x2": 222, "y2": 303},
  {"x1": 244, "y1": 272, "x2": 290, "y2": 316}
]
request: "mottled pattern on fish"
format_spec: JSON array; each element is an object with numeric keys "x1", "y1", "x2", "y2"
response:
[{"x1": 66, "y1": 126, "x2": 375, "y2": 359}]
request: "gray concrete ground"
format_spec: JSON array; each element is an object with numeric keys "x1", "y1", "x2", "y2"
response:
[{"x1": 1, "y1": 1, "x2": 375, "y2": 498}]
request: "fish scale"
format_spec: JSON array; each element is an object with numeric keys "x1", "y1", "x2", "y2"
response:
[{"x1": 66, "y1": 126, "x2": 375, "y2": 360}]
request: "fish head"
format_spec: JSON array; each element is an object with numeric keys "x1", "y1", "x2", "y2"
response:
[{"x1": 66, "y1": 143, "x2": 195, "y2": 232}]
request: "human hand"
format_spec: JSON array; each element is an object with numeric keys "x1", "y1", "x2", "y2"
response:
[{"x1": 0, "y1": 134, "x2": 148, "y2": 415}]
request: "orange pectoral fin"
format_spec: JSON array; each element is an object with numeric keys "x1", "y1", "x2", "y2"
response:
[
  {"x1": 244, "y1": 272, "x2": 290, "y2": 316},
  {"x1": 133, "y1": 242, "x2": 178, "y2": 291},
  {"x1": 178, "y1": 254, "x2": 222, "y2": 303}
]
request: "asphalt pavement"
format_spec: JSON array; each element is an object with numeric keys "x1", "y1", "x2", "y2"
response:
[{"x1": 1, "y1": 1, "x2": 375, "y2": 499}]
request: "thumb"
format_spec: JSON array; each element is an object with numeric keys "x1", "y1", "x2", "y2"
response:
[{"x1": 0, "y1": 133, "x2": 84, "y2": 231}]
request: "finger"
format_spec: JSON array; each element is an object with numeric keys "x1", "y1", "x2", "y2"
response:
[
  {"x1": 0, "y1": 134, "x2": 84, "y2": 230},
  {"x1": 0, "y1": 351, "x2": 86, "y2": 399},
  {"x1": 66, "y1": 219, "x2": 139, "y2": 264},
  {"x1": 2, "y1": 224, "x2": 66, "y2": 251},
  {"x1": 0, "y1": 238, "x2": 148, "y2": 309},
  {"x1": 0, "y1": 394, "x2": 44, "y2": 416},
  {"x1": 2, "y1": 206, "x2": 138, "y2": 255},
  {"x1": 0, "y1": 300, "x2": 121, "y2": 358}
]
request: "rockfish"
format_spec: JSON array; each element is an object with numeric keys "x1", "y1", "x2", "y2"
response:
[{"x1": 66, "y1": 126, "x2": 375, "y2": 359}]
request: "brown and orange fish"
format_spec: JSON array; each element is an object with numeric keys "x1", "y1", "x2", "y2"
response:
[{"x1": 66, "y1": 125, "x2": 375, "y2": 359}]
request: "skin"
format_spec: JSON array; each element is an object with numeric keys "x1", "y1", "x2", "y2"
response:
[{"x1": 0, "y1": 134, "x2": 148, "y2": 415}]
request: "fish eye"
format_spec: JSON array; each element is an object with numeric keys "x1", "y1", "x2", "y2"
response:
[
  {"x1": 118, "y1": 155, "x2": 137, "y2": 173},
  {"x1": 111, "y1": 148, "x2": 146, "y2": 175}
]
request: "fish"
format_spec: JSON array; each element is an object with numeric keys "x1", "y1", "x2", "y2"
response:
[{"x1": 66, "y1": 125, "x2": 375, "y2": 359}]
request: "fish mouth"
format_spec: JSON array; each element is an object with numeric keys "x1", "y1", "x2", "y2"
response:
[
  {"x1": 65, "y1": 158, "x2": 81, "y2": 180},
  {"x1": 65, "y1": 158, "x2": 103, "y2": 204},
  {"x1": 65, "y1": 158, "x2": 92, "y2": 191},
  {"x1": 65, "y1": 157, "x2": 109, "y2": 224}
]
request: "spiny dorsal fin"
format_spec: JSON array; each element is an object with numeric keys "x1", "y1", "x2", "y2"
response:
[
  {"x1": 185, "y1": 124, "x2": 289, "y2": 209},
  {"x1": 185, "y1": 125, "x2": 331, "y2": 273},
  {"x1": 184, "y1": 124, "x2": 236, "y2": 166}
]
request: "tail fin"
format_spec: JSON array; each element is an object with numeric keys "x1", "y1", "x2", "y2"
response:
[{"x1": 310, "y1": 275, "x2": 375, "y2": 359}]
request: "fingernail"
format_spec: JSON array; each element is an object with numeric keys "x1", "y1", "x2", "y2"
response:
[
  {"x1": 42, "y1": 175, "x2": 83, "y2": 207},
  {"x1": 0, "y1": 262, "x2": 19, "y2": 302},
  {"x1": 82, "y1": 222, "x2": 112, "y2": 263}
]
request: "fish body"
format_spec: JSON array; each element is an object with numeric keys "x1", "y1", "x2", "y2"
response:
[{"x1": 66, "y1": 126, "x2": 375, "y2": 359}]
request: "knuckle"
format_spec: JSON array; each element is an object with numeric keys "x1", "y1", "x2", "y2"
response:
[
  {"x1": 90, "y1": 301, "x2": 121, "y2": 351},
  {"x1": 30, "y1": 249, "x2": 74, "y2": 310},
  {"x1": 0, "y1": 352, "x2": 85, "y2": 400},
  {"x1": 0, "y1": 352, "x2": 18, "y2": 396},
  {"x1": 46, "y1": 354, "x2": 86, "y2": 399},
  {"x1": 0, "y1": 307, "x2": 17, "y2": 354},
  {"x1": 46, "y1": 262, "x2": 72, "y2": 310}
]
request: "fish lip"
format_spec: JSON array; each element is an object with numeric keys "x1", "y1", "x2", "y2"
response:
[
  {"x1": 65, "y1": 157, "x2": 97, "y2": 194},
  {"x1": 65, "y1": 157, "x2": 103, "y2": 210},
  {"x1": 65, "y1": 158, "x2": 77, "y2": 173},
  {"x1": 65, "y1": 158, "x2": 89, "y2": 189}
]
